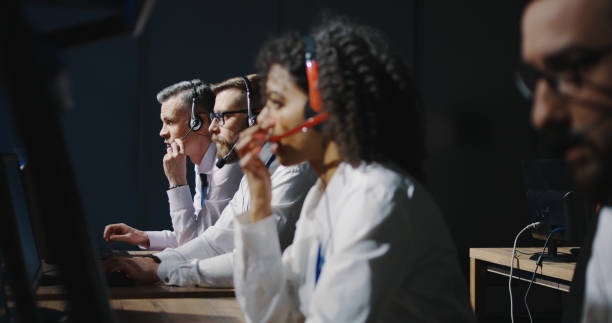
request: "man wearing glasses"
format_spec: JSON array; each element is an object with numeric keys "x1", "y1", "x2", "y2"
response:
[
  {"x1": 104, "y1": 76, "x2": 316, "y2": 287},
  {"x1": 103, "y1": 80, "x2": 243, "y2": 250},
  {"x1": 519, "y1": 0, "x2": 612, "y2": 322}
]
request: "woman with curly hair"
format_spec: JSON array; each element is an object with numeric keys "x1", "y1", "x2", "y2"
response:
[{"x1": 234, "y1": 17, "x2": 475, "y2": 323}]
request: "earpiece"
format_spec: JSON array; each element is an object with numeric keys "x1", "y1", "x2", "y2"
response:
[
  {"x1": 302, "y1": 36, "x2": 324, "y2": 117},
  {"x1": 189, "y1": 81, "x2": 202, "y2": 132}
]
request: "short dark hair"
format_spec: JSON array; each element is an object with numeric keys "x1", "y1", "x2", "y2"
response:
[
  {"x1": 256, "y1": 16, "x2": 425, "y2": 179},
  {"x1": 156, "y1": 79, "x2": 215, "y2": 117},
  {"x1": 211, "y1": 74, "x2": 264, "y2": 112}
]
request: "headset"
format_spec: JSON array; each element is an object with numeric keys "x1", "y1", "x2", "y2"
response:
[
  {"x1": 269, "y1": 35, "x2": 329, "y2": 142},
  {"x1": 242, "y1": 76, "x2": 257, "y2": 127},
  {"x1": 178, "y1": 81, "x2": 203, "y2": 141},
  {"x1": 216, "y1": 76, "x2": 257, "y2": 168},
  {"x1": 188, "y1": 81, "x2": 203, "y2": 131}
]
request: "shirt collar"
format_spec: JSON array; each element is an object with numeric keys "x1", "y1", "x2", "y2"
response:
[
  {"x1": 195, "y1": 142, "x2": 275, "y2": 174},
  {"x1": 195, "y1": 144, "x2": 217, "y2": 175},
  {"x1": 259, "y1": 143, "x2": 275, "y2": 168}
]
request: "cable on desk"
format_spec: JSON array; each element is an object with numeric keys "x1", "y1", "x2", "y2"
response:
[
  {"x1": 524, "y1": 227, "x2": 565, "y2": 323},
  {"x1": 509, "y1": 221, "x2": 540, "y2": 323}
]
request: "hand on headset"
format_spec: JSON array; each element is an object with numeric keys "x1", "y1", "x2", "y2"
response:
[
  {"x1": 163, "y1": 139, "x2": 188, "y2": 188},
  {"x1": 235, "y1": 117, "x2": 275, "y2": 223}
]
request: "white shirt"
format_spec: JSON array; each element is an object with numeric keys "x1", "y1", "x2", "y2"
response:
[
  {"x1": 155, "y1": 144, "x2": 318, "y2": 287},
  {"x1": 234, "y1": 162, "x2": 475, "y2": 323},
  {"x1": 146, "y1": 144, "x2": 243, "y2": 250},
  {"x1": 581, "y1": 206, "x2": 612, "y2": 323}
]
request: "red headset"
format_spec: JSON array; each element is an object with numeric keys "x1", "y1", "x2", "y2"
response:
[{"x1": 269, "y1": 36, "x2": 329, "y2": 142}]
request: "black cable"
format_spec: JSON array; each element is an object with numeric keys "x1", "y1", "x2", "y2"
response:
[{"x1": 524, "y1": 227, "x2": 564, "y2": 323}]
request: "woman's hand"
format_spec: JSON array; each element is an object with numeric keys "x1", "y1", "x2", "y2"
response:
[{"x1": 235, "y1": 118, "x2": 275, "y2": 223}]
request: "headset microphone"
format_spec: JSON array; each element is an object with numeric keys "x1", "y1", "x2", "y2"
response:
[
  {"x1": 179, "y1": 126, "x2": 194, "y2": 141},
  {"x1": 269, "y1": 113, "x2": 329, "y2": 142},
  {"x1": 269, "y1": 35, "x2": 329, "y2": 143},
  {"x1": 215, "y1": 143, "x2": 237, "y2": 168}
]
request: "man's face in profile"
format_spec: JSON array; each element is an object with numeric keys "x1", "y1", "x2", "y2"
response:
[
  {"x1": 522, "y1": 0, "x2": 612, "y2": 202},
  {"x1": 208, "y1": 89, "x2": 248, "y2": 162}
]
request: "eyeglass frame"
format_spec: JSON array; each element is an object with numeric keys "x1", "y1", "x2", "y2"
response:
[
  {"x1": 515, "y1": 44, "x2": 612, "y2": 101},
  {"x1": 209, "y1": 109, "x2": 249, "y2": 126}
]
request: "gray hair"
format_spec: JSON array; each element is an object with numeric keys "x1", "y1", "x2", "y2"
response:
[{"x1": 156, "y1": 79, "x2": 215, "y2": 116}]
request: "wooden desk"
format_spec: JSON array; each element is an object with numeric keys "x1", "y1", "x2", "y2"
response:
[
  {"x1": 36, "y1": 251, "x2": 243, "y2": 321},
  {"x1": 38, "y1": 250, "x2": 234, "y2": 300},
  {"x1": 37, "y1": 284, "x2": 234, "y2": 300},
  {"x1": 38, "y1": 298, "x2": 245, "y2": 323},
  {"x1": 469, "y1": 247, "x2": 576, "y2": 315}
]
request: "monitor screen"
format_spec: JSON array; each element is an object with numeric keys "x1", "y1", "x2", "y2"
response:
[
  {"x1": 522, "y1": 159, "x2": 586, "y2": 244},
  {"x1": 1, "y1": 156, "x2": 41, "y2": 290}
]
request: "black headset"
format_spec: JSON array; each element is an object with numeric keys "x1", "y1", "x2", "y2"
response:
[
  {"x1": 189, "y1": 81, "x2": 203, "y2": 132},
  {"x1": 241, "y1": 76, "x2": 256, "y2": 126}
]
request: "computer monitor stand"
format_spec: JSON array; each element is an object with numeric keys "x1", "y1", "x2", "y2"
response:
[{"x1": 529, "y1": 240, "x2": 578, "y2": 263}]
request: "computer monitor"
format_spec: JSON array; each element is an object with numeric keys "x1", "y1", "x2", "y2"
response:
[
  {"x1": 3, "y1": 155, "x2": 42, "y2": 289},
  {"x1": 522, "y1": 159, "x2": 587, "y2": 262},
  {"x1": 0, "y1": 154, "x2": 42, "y2": 322}
]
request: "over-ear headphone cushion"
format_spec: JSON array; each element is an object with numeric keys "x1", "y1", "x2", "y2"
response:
[{"x1": 191, "y1": 116, "x2": 202, "y2": 131}]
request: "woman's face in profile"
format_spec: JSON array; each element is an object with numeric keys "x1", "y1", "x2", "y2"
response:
[{"x1": 260, "y1": 63, "x2": 323, "y2": 166}]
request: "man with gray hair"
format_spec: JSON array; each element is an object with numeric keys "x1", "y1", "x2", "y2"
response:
[{"x1": 103, "y1": 80, "x2": 243, "y2": 250}]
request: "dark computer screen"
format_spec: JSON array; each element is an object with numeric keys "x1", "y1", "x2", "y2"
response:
[
  {"x1": 522, "y1": 159, "x2": 586, "y2": 244},
  {"x1": 1, "y1": 156, "x2": 42, "y2": 290}
]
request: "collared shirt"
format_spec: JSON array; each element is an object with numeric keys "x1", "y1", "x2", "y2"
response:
[
  {"x1": 581, "y1": 206, "x2": 612, "y2": 323},
  {"x1": 233, "y1": 162, "x2": 475, "y2": 323},
  {"x1": 146, "y1": 144, "x2": 243, "y2": 250},
  {"x1": 155, "y1": 143, "x2": 318, "y2": 287}
]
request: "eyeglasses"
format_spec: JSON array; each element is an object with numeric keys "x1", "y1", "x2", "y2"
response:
[
  {"x1": 515, "y1": 64, "x2": 579, "y2": 101},
  {"x1": 209, "y1": 110, "x2": 248, "y2": 126},
  {"x1": 516, "y1": 44, "x2": 612, "y2": 101}
]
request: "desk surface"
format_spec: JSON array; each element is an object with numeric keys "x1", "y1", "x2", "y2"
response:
[
  {"x1": 37, "y1": 284, "x2": 234, "y2": 301},
  {"x1": 469, "y1": 247, "x2": 576, "y2": 314},
  {"x1": 38, "y1": 250, "x2": 234, "y2": 300},
  {"x1": 470, "y1": 247, "x2": 576, "y2": 281},
  {"x1": 38, "y1": 298, "x2": 245, "y2": 323}
]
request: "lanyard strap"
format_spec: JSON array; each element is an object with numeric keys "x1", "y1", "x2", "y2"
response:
[
  {"x1": 199, "y1": 173, "x2": 208, "y2": 207},
  {"x1": 265, "y1": 154, "x2": 276, "y2": 168},
  {"x1": 315, "y1": 242, "x2": 325, "y2": 285}
]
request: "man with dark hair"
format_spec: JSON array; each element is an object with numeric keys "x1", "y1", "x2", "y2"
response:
[
  {"x1": 104, "y1": 75, "x2": 317, "y2": 287},
  {"x1": 103, "y1": 80, "x2": 243, "y2": 249},
  {"x1": 520, "y1": 0, "x2": 612, "y2": 321}
]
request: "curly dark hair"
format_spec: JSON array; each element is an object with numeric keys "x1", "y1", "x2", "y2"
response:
[{"x1": 256, "y1": 16, "x2": 425, "y2": 179}]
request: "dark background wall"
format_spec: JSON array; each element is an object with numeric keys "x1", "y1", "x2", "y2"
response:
[{"x1": 1, "y1": 1, "x2": 566, "y2": 321}]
